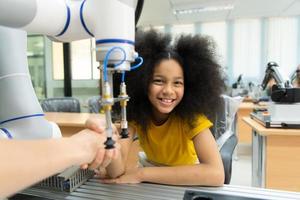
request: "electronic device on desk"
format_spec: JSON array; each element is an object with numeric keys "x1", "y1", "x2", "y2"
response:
[
  {"x1": 183, "y1": 190, "x2": 271, "y2": 200},
  {"x1": 250, "y1": 62, "x2": 300, "y2": 128},
  {"x1": 231, "y1": 74, "x2": 249, "y2": 97},
  {"x1": 250, "y1": 104, "x2": 300, "y2": 128}
]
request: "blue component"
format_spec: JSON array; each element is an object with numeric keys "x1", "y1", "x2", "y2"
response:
[
  {"x1": 96, "y1": 39, "x2": 135, "y2": 46},
  {"x1": 0, "y1": 114, "x2": 45, "y2": 125},
  {"x1": 80, "y1": 0, "x2": 94, "y2": 37},
  {"x1": 130, "y1": 56, "x2": 143, "y2": 70},
  {"x1": 56, "y1": 5, "x2": 71, "y2": 37},
  {"x1": 0, "y1": 128, "x2": 13, "y2": 139},
  {"x1": 122, "y1": 56, "x2": 144, "y2": 82},
  {"x1": 103, "y1": 47, "x2": 126, "y2": 82}
]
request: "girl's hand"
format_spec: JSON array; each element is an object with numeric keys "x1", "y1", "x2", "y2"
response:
[
  {"x1": 100, "y1": 168, "x2": 143, "y2": 184},
  {"x1": 85, "y1": 116, "x2": 119, "y2": 141},
  {"x1": 94, "y1": 167, "x2": 108, "y2": 179}
]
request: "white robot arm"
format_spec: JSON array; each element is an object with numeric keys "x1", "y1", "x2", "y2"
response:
[
  {"x1": 260, "y1": 62, "x2": 300, "y2": 103},
  {"x1": 0, "y1": 0, "x2": 139, "y2": 145},
  {"x1": 0, "y1": 26, "x2": 59, "y2": 139},
  {"x1": 0, "y1": 0, "x2": 136, "y2": 44}
]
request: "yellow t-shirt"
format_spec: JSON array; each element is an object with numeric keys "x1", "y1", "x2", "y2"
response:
[{"x1": 131, "y1": 114, "x2": 212, "y2": 166}]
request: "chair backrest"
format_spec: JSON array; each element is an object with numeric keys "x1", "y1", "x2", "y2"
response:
[
  {"x1": 40, "y1": 97, "x2": 81, "y2": 113},
  {"x1": 210, "y1": 95, "x2": 242, "y2": 184},
  {"x1": 87, "y1": 96, "x2": 121, "y2": 122},
  {"x1": 88, "y1": 96, "x2": 102, "y2": 113}
]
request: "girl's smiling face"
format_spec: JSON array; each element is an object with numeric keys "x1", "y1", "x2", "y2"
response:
[{"x1": 148, "y1": 59, "x2": 184, "y2": 123}]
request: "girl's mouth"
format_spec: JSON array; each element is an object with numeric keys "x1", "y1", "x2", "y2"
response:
[{"x1": 158, "y1": 98, "x2": 175, "y2": 106}]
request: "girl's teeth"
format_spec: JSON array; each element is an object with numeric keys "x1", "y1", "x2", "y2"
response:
[{"x1": 162, "y1": 99, "x2": 172, "y2": 103}]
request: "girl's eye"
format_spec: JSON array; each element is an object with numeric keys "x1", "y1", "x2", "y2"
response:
[
  {"x1": 153, "y1": 79, "x2": 163, "y2": 84},
  {"x1": 174, "y1": 81, "x2": 183, "y2": 86}
]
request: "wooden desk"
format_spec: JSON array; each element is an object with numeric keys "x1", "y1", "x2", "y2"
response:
[
  {"x1": 243, "y1": 117, "x2": 300, "y2": 192},
  {"x1": 45, "y1": 112, "x2": 103, "y2": 137},
  {"x1": 237, "y1": 102, "x2": 268, "y2": 144},
  {"x1": 237, "y1": 102, "x2": 255, "y2": 144}
]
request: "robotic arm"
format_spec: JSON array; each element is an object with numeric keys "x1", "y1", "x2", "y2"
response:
[
  {"x1": 0, "y1": 0, "x2": 136, "y2": 44},
  {"x1": 260, "y1": 62, "x2": 292, "y2": 90},
  {"x1": 0, "y1": 0, "x2": 141, "y2": 147},
  {"x1": 260, "y1": 62, "x2": 300, "y2": 103}
]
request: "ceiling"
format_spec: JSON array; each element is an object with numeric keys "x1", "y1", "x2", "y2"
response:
[{"x1": 137, "y1": 0, "x2": 300, "y2": 27}]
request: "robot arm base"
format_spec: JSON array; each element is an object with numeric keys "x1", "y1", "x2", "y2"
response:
[{"x1": 271, "y1": 85, "x2": 300, "y2": 103}]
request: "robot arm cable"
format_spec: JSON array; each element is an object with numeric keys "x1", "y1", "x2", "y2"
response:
[
  {"x1": 103, "y1": 47, "x2": 127, "y2": 82},
  {"x1": 121, "y1": 56, "x2": 143, "y2": 82}
]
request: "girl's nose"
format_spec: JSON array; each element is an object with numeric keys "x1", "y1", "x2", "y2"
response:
[{"x1": 162, "y1": 83, "x2": 173, "y2": 95}]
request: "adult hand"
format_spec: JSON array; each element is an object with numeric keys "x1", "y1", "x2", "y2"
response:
[
  {"x1": 69, "y1": 129, "x2": 106, "y2": 168},
  {"x1": 81, "y1": 117, "x2": 120, "y2": 170}
]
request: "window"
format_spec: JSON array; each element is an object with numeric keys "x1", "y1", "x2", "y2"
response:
[
  {"x1": 171, "y1": 24, "x2": 195, "y2": 38},
  {"x1": 232, "y1": 19, "x2": 261, "y2": 80},
  {"x1": 91, "y1": 38, "x2": 100, "y2": 79},
  {"x1": 142, "y1": 25, "x2": 165, "y2": 33},
  {"x1": 52, "y1": 42, "x2": 64, "y2": 80},
  {"x1": 267, "y1": 17, "x2": 298, "y2": 77},
  {"x1": 71, "y1": 39, "x2": 93, "y2": 80},
  {"x1": 201, "y1": 21, "x2": 227, "y2": 66},
  {"x1": 52, "y1": 39, "x2": 99, "y2": 80},
  {"x1": 27, "y1": 35, "x2": 46, "y2": 99}
]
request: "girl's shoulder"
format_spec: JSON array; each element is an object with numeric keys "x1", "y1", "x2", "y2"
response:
[
  {"x1": 194, "y1": 114, "x2": 212, "y2": 124},
  {"x1": 174, "y1": 114, "x2": 211, "y2": 126},
  {"x1": 185, "y1": 114, "x2": 213, "y2": 139}
]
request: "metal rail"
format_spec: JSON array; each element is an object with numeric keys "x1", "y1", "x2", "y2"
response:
[{"x1": 21, "y1": 178, "x2": 300, "y2": 200}]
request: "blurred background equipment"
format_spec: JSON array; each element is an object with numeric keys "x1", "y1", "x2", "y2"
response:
[
  {"x1": 250, "y1": 62, "x2": 300, "y2": 128},
  {"x1": 231, "y1": 74, "x2": 248, "y2": 97}
]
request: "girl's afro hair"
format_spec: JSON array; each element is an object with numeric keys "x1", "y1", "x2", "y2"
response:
[{"x1": 114, "y1": 29, "x2": 226, "y2": 132}]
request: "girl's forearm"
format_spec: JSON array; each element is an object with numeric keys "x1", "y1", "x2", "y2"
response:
[
  {"x1": 140, "y1": 164, "x2": 224, "y2": 186},
  {"x1": 105, "y1": 139, "x2": 132, "y2": 178},
  {"x1": 105, "y1": 153, "x2": 125, "y2": 178}
]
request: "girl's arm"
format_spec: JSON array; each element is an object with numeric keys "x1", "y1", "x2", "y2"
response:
[
  {"x1": 104, "y1": 128, "x2": 224, "y2": 186},
  {"x1": 139, "y1": 128, "x2": 224, "y2": 186},
  {"x1": 104, "y1": 125, "x2": 136, "y2": 178}
]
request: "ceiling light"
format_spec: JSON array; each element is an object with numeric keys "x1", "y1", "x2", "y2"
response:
[{"x1": 173, "y1": 5, "x2": 234, "y2": 15}]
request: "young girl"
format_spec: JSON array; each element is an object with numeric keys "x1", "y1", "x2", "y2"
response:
[{"x1": 103, "y1": 29, "x2": 226, "y2": 186}]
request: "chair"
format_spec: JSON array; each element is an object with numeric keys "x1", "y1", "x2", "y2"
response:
[
  {"x1": 40, "y1": 97, "x2": 81, "y2": 113},
  {"x1": 210, "y1": 95, "x2": 242, "y2": 184},
  {"x1": 87, "y1": 96, "x2": 120, "y2": 122},
  {"x1": 87, "y1": 96, "x2": 102, "y2": 113}
]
